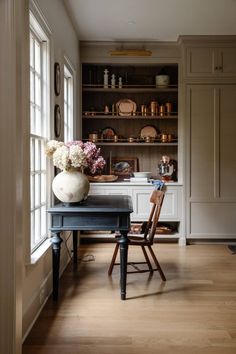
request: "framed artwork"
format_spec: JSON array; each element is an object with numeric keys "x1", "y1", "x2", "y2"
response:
[
  {"x1": 54, "y1": 62, "x2": 61, "y2": 96},
  {"x1": 54, "y1": 104, "x2": 61, "y2": 138},
  {"x1": 110, "y1": 157, "x2": 139, "y2": 178}
]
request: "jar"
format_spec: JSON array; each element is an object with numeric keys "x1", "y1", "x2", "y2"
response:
[{"x1": 155, "y1": 75, "x2": 170, "y2": 87}]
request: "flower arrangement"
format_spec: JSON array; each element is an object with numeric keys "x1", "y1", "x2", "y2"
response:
[{"x1": 45, "y1": 140, "x2": 106, "y2": 174}]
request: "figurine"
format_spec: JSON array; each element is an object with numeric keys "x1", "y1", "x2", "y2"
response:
[
  {"x1": 118, "y1": 77, "x2": 122, "y2": 88},
  {"x1": 104, "y1": 69, "x2": 109, "y2": 88},
  {"x1": 111, "y1": 74, "x2": 116, "y2": 88},
  {"x1": 158, "y1": 155, "x2": 177, "y2": 181}
]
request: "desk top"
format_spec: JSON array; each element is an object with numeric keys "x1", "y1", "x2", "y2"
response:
[{"x1": 48, "y1": 195, "x2": 133, "y2": 214}]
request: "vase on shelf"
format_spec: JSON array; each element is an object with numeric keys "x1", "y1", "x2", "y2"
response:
[{"x1": 52, "y1": 170, "x2": 90, "y2": 204}]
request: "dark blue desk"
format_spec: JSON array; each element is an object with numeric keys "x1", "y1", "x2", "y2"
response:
[{"x1": 48, "y1": 195, "x2": 133, "y2": 300}]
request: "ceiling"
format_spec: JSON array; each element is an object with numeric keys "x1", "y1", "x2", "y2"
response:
[{"x1": 65, "y1": 0, "x2": 236, "y2": 42}]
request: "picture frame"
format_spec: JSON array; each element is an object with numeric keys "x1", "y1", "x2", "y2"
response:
[
  {"x1": 54, "y1": 62, "x2": 61, "y2": 96},
  {"x1": 110, "y1": 156, "x2": 139, "y2": 178},
  {"x1": 54, "y1": 104, "x2": 61, "y2": 138}
]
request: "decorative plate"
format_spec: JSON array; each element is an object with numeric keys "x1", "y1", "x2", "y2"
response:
[
  {"x1": 116, "y1": 99, "x2": 137, "y2": 116},
  {"x1": 87, "y1": 175, "x2": 118, "y2": 182},
  {"x1": 140, "y1": 125, "x2": 158, "y2": 138},
  {"x1": 101, "y1": 127, "x2": 116, "y2": 140},
  {"x1": 54, "y1": 62, "x2": 61, "y2": 96}
]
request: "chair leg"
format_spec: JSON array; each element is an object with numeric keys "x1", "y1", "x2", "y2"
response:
[
  {"x1": 108, "y1": 243, "x2": 119, "y2": 276},
  {"x1": 141, "y1": 245, "x2": 153, "y2": 274},
  {"x1": 147, "y1": 245, "x2": 166, "y2": 281}
]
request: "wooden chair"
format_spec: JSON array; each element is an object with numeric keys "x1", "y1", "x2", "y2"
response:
[{"x1": 108, "y1": 189, "x2": 166, "y2": 281}]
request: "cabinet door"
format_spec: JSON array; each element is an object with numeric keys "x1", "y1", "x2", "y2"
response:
[
  {"x1": 219, "y1": 85, "x2": 236, "y2": 198},
  {"x1": 186, "y1": 47, "x2": 217, "y2": 77},
  {"x1": 188, "y1": 84, "x2": 236, "y2": 200},
  {"x1": 218, "y1": 48, "x2": 236, "y2": 76},
  {"x1": 187, "y1": 85, "x2": 216, "y2": 199},
  {"x1": 186, "y1": 46, "x2": 236, "y2": 78},
  {"x1": 132, "y1": 187, "x2": 180, "y2": 221}
]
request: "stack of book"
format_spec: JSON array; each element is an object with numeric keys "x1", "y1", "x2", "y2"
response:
[{"x1": 130, "y1": 177, "x2": 150, "y2": 183}]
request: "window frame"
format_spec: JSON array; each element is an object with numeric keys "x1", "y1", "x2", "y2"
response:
[
  {"x1": 63, "y1": 57, "x2": 75, "y2": 142},
  {"x1": 29, "y1": 7, "x2": 51, "y2": 255}
]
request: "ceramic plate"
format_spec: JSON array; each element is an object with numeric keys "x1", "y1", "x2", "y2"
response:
[
  {"x1": 116, "y1": 99, "x2": 137, "y2": 116},
  {"x1": 101, "y1": 127, "x2": 116, "y2": 140},
  {"x1": 140, "y1": 125, "x2": 158, "y2": 138}
]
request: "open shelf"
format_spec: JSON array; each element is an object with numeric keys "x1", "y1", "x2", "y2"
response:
[
  {"x1": 82, "y1": 114, "x2": 178, "y2": 120},
  {"x1": 82, "y1": 86, "x2": 178, "y2": 93},
  {"x1": 84, "y1": 141, "x2": 178, "y2": 146}
]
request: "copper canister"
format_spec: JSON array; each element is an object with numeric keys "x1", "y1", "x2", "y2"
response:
[
  {"x1": 167, "y1": 134, "x2": 173, "y2": 142},
  {"x1": 89, "y1": 133, "x2": 98, "y2": 143},
  {"x1": 159, "y1": 105, "x2": 166, "y2": 117},
  {"x1": 165, "y1": 102, "x2": 172, "y2": 115},
  {"x1": 160, "y1": 134, "x2": 168, "y2": 143},
  {"x1": 141, "y1": 104, "x2": 147, "y2": 116},
  {"x1": 150, "y1": 101, "x2": 157, "y2": 116}
]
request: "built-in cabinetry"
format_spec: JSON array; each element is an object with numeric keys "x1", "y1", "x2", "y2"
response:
[
  {"x1": 181, "y1": 36, "x2": 236, "y2": 240},
  {"x1": 89, "y1": 182, "x2": 185, "y2": 244},
  {"x1": 80, "y1": 42, "x2": 184, "y2": 243},
  {"x1": 185, "y1": 46, "x2": 236, "y2": 78}
]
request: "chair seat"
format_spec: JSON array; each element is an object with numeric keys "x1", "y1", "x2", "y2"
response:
[{"x1": 128, "y1": 235, "x2": 152, "y2": 246}]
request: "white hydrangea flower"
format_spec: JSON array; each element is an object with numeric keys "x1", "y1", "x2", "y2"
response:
[
  {"x1": 53, "y1": 145, "x2": 70, "y2": 170},
  {"x1": 45, "y1": 140, "x2": 64, "y2": 157},
  {"x1": 69, "y1": 145, "x2": 88, "y2": 169}
]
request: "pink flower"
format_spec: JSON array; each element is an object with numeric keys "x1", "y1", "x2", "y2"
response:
[{"x1": 46, "y1": 140, "x2": 105, "y2": 174}]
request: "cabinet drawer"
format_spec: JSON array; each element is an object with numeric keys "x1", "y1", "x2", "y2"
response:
[{"x1": 89, "y1": 185, "x2": 131, "y2": 196}]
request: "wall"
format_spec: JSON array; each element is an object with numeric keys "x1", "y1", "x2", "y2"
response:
[
  {"x1": 22, "y1": 0, "x2": 80, "y2": 339},
  {"x1": 0, "y1": 1, "x2": 28, "y2": 352}
]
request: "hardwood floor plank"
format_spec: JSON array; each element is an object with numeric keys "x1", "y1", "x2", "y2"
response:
[{"x1": 23, "y1": 244, "x2": 236, "y2": 354}]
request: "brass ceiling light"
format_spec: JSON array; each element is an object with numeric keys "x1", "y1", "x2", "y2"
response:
[{"x1": 110, "y1": 49, "x2": 152, "y2": 57}]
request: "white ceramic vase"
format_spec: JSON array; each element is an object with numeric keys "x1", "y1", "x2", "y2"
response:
[{"x1": 52, "y1": 170, "x2": 90, "y2": 203}]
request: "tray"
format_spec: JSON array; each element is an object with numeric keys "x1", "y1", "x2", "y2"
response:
[{"x1": 87, "y1": 175, "x2": 118, "y2": 182}]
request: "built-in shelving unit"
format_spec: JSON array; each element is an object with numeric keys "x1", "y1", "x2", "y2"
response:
[{"x1": 82, "y1": 63, "x2": 179, "y2": 179}]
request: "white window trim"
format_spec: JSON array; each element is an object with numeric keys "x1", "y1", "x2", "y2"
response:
[
  {"x1": 64, "y1": 56, "x2": 76, "y2": 141},
  {"x1": 26, "y1": 0, "x2": 52, "y2": 265}
]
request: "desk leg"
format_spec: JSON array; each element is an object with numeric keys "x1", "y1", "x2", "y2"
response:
[
  {"x1": 51, "y1": 233, "x2": 63, "y2": 300},
  {"x1": 73, "y1": 230, "x2": 78, "y2": 264},
  {"x1": 118, "y1": 231, "x2": 129, "y2": 300}
]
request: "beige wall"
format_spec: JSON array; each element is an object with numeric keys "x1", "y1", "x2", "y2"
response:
[{"x1": 22, "y1": 0, "x2": 80, "y2": 339}]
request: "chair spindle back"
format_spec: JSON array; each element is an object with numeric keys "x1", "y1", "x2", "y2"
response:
[{"x1": 143, "y1": 190, "x2": 165, "y2": 243}]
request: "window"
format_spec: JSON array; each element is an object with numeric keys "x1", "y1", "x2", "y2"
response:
[
  {"x1": 30, "y1": 12, "x2": 50, "y2": 252},
  {"x1": 64, "y1": 62, "x2": 74, "y2": 142}
]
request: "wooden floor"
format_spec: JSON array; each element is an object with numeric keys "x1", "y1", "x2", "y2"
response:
[{"x1": 23, "y1": 243, "x2": 236, "y2": 354}]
